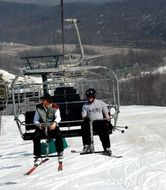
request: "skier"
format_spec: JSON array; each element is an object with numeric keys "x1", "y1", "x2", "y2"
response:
[
  {"x1": 33, "y1": 93, "x2": 64, "y2": 165},
  {"x1": 81, "y1": 88, "x2": 112, "y2": 155}
]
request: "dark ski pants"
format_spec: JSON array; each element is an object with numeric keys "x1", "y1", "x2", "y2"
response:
[
  {"x1": 33, "y1": 126, "x2": 64, "y2": 156},
  {"x1": 81, "y1": 120, "x2": 112, "y2": 150}
]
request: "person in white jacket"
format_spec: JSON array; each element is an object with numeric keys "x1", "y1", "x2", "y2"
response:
[{"x1": 33, "y1": 93, "x2": 63, "y2": 165}]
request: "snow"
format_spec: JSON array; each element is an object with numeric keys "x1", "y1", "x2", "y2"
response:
[
  {"x1": 157, "y1": 65, "x2": 166, "y2": 74},
  {"x1": 0, "y1": 105, "x2": 166, "y2": 190},
  {"x1": 0, "y1": 69, "x2": 42, "y2": 85},
  {"x1": 0, "y1": 70, "x2": 15, "y2": 83}
]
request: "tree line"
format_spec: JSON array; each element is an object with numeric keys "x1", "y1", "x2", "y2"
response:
[
  {"x1": 120, "y1": 72, "x2": 166, "y2": 106},
  {"x1": 115, "y1": 49, "x2": 166, "y2": 106},
  {"x1": 89, "y1": 48, "x2": 166, "y2": 106}
]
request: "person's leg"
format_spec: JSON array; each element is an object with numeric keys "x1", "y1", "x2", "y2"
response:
[
  {"x1": 81, "y1": 120, "x2": 93, "y2": 153},
  {"x1": 93, "y1": 120, "x2": 111, "y2": 150},
  {"x1": 81, "y1": 119, "x2": 91, "y2": 146},
  {"x1": 33, "y1": 128, "x2": 41, "y2": 156},
  {"x1": 49, "y1": 127, "x2": 64, "y2": 154},
  {"x1": 33, "y1": 128, "x2": 46, "y2": 165}
]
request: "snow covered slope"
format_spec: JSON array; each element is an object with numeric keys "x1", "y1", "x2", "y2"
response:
[{"x1": 0, "y1": 106, "x2": 166, "y2": 190}]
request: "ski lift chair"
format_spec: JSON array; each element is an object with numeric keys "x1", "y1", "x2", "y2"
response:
[{"x1": 12, "y1": 57, "x2": 127, "y2": 152}]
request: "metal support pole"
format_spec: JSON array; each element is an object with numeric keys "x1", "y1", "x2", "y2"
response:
[
  {"x1": 65, "y1": 18, "x2": 85, "y2": 60},
  {"x1": 90, "y1": 120, "x2": 94, "y2": 152},
  {"x1": 42, "y1": 74, "x2": 48, "y2": 95},
  {"x1": 45, "y1": 125, "x2": 49, "y2": 157},
  {"x1": 0, "y1": 111, "x2": 2, "y2": 135},
  {"x1": 73, "y1": 19, "x2": 84, "y2": 59},
  {"x1": 60, "y1": 0, "x2": 65, "y2": 57}
]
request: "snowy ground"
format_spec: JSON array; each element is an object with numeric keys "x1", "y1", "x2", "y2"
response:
[{"x1": 0, "y1": 105, "x2": 166, "y2": 190}]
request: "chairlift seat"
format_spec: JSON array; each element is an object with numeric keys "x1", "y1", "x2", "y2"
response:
[{"x1": 23, "y1": 110, "x2": 113, "y2": 140}]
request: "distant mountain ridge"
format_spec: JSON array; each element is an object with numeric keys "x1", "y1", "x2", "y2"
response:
[{"x1": 0, "y1": 0, "x2": 166, "y2": 48}]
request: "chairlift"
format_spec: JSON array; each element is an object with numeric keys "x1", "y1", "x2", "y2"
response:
[
  {"x1": 11, "y1": 0, "x2": 127, "y2": 155},
  {"x1": 11, "y1": 54, "x2": 127, "y2": 143}
]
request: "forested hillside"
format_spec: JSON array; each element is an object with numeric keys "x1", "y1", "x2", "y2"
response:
[
  {"x1": 0, "y1": 0, "x2": 166, "y2": 48},
  {"x1": 0, "y1": 0, "x2": 166, "y2": 106}
]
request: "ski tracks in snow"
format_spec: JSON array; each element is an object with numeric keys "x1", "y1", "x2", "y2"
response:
[{"x1": 1, "y1": 106, "x2": 166, "y2": 190}]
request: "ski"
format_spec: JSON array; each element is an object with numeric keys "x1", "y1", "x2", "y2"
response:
[
  {"x1": 71, "y1": 150, "x2": 122, "y2": 158},
  {"x1": 24, "y1": 158, "x2": 49, "y2": 175},
  {"x1": 97, "y1": 151, "x2": 122, "y2": 158}
]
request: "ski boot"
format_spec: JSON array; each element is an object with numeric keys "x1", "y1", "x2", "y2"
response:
[
  {"x1": 103, "y1": 148, "x2": 112, "y2": 156},
  {"x1": 81, "y1": 144, "x2": 92, "y2": 154},
  {"x1": 57, "y1": 152, "x2": 63, "y2": 171}
]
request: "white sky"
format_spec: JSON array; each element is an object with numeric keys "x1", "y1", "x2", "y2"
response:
[{"x1": 0, "y1": 105, "x2": 166, "y2": 190}]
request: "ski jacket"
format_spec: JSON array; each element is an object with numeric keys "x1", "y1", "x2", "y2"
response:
[{"x1": 33, "y1": 103, "x2": 61, "y2": 126}]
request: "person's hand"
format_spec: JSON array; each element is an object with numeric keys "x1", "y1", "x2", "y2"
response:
[
  {"x1": 106, "y1": 117, "x2": 111, "y2": 122},
  {"x1": 50, "y1": 122, "x2": 57, "y2": 130},
  {"x1": 38, "y1": 124, "x2": 45, "y2": 130}
]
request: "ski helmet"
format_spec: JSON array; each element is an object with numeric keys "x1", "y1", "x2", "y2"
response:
[{"x1": 85, "y1": 88, "x2": 96, "y2": 97}]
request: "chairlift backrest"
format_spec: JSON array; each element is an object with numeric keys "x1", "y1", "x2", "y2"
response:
[{"x1": 25, "y1": 86, "x2": 86, "y2": 131}]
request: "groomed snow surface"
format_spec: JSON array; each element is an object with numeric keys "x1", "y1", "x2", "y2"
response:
[{"x1": 0, "y1": 105, "x2": 166, "y2": 190}]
